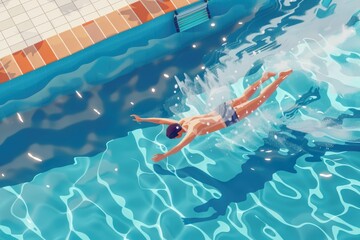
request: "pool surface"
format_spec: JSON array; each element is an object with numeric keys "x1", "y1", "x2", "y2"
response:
[{"x1": 0, "y1": 0, "x2": 360, "y2": 239}]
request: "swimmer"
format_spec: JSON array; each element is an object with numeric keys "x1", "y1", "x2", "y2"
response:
[{"x1": 131, "y1": 69, "x2": 293, "y2": 161}]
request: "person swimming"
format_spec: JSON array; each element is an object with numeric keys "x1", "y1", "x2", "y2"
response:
[{"x1": 131, "y1": 69, "x2": 293, "y2": 161}]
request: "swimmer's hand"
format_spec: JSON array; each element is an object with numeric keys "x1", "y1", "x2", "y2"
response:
[
  {"x1": 152, "y1": 153, "x2": 166, "y2": 162},
  {"x1": 130, "y1": 114, "x2": 142, "y2": 123}
]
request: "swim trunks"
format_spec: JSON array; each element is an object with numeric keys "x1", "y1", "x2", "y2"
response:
[{"x1": 214, "y1": 101, "x2": 239, "y2": 127}]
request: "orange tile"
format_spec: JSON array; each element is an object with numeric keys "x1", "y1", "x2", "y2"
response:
[
  {"x1": 47, "y1": 35, "x2": 70, "y2": 59},
  {"x1": 95, "y1": 16, "x2": 117, "y2": 38},
  {"x1": 140, "y1": 0, "x2": 164, "y2": 18},
  {"x1": 72, "y1": 26, "x2": 93, "y2": 48},
  {"x1": 34, "y1": 40, "x2": 58, "y2": 64},
  {"x1": 156, "y1": 0, "x2": 176, "y2": 13},
  {"x1": 83, "y1": 21, "x2": 105, "y2": 44},
  {"x1": 171, "y1": 0, "x2": 189, "y2": 8},
  {"x1": 187, "y1": 0, "x2": 198, "y2": 3},
  {"x1": 0, "y1": 55, "x2": 22, "y2": 79},
  {"x1": 0, "y1": 63, "x2": 10, "y2": 83},
  {"x1": 59, "y1": 30, "x2": 83, "y2": 54},
  {"x1": 107, "y1": 11, "x2": 130, "y2": 32},
  {"x1": 12, "y1": 50, "x2": 34, "y2": 74},
  {"x1": 130, "y1": 1, "x2": 153, "y2": 23},
  {"x1": 23, "y1": 46, "x2": 45, "y2": 69},
  {"x1": 118, "y1": 6, "x2": 141, "y2": 28}
]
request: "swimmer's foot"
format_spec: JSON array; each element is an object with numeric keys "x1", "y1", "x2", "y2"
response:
[
  {"x1": 262, "y1": 71, "x2": 276, "y2": 80},
  {"x1": 279, "y1": 69, "x2": 293, "y2": 79},
  {"x1": 258, "y1": 72, "x2": 276, "y2": 84}
]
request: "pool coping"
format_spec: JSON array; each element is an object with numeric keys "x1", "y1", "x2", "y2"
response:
[{"x1": 0, "y1": 0, "x2": 200, "y2": 84}]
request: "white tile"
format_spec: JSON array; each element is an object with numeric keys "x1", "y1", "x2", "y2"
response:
[
  {"x1": 0, "y1": 11, "x2": 10, "y2": 22},
  {"x1": 20, "y1": 0, "x2": 33, "y2": 3},
  {"x1": 55, "y1": 0, "x2": 72, "y2": 7},
  {"x1": 10, "y1": 41, "x2": 27, "y2": 52},
  {"x1": 36, "y1": 22, "x2": 53, "y2": 33},
  {"x1": 79, "y1": 5, "x2": 96, "y2": 15},
  {"x1": 23, "y1": 1, "x2": 40, "y2": 11},
  {"x1": 37, "y1": 0, "x2": 51, "y2": 4},
  {"x1": 2, "y1": 26, "x2": 20, "y2": 38},
  {"x1": 93, "y1": 0, "x2": 110, "y2": 10},
  {"x1": 6, "y1": 34, "x2": 24, "y2": 45},
  {"x1": 83, "y1": 11, "x2": 99, "y2": 22},
  {"x1": 55, "y1": 24, "x2": 71, "y2": 33},
  {"x1": 46, "y1": 9, "x2": 63, "y2": 20},
  {"x1": 21, "y1": 28, "x2": 39, "y2": 39},
  {"x1": 111, "y1": 1, "x2": 128, "y2": 10},
  {"x1": 17, "y1": 20, "x2": 34, "y2": 31},
  {"x1": 51, "y1": 16, "x2": 67, "y2": 27},
  {"x1": 59, "y1": 3, "x2": 78, "y2": 15},
  {"x1": 42, "y1": 2, "x2": 58, "y2": 12},
  {"x1": 74, "y1": 0, "x2": 91, "y2": 9},
  {"x1": 0, "y1": 18, "x2": 15, "y2": 31},
  {"x1": 97, "y1": 6, "x2": 113, "y2": 16},
  {"x1": 13, "y1": 12, "x2": 30, "y2": 24},
  {"x1": 8, "y1": 5, "x2": 25, "y2": 16},
  {"x1": 25, "y1": 35, "x2": 42, "y2": 45},
  {"x1": 69, "y1": 17, "x2": 85, "y2": 27},
  {"x1": 0, "y1": 32, "x2": 4, "y2": 40},
  {"x1": 65, "y1": 11, "x2": 82, "y2": 22},
  {"x1": 40, "y1": 29, "x2": 56, "y2": 38},
  {"x1": 5, "y1": 0, "x2": 21, "y2": 9},
  {"x1": 0, "y1": 3, "x2": 7, "y2": 13},
  {"x1": 126, "y1": 0, "x2": 138, "y2": 4},
  {"x1": 108, "y1": 0, "x2": 123, "y2": 4},
  {"x1": 27, "y1": 7, "x2": 44, "y2": 18},
  {"x1": 0, "y1": 40, "x2": 8, "y2": 50},
  {"x1": 31, "y1": 14, "x2": 49, "y2": 25},
  {"x1": 0, "y1": 48, "x2": 12, "y2": 58}
]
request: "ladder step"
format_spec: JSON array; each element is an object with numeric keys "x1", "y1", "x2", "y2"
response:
[
  {"x1": 179, "y1": 16, "x2": 209, "y2": 28},
  {"x1": 174, "y1": 3, "x2": 210, "y2": 32},
  {"x1": 179, "y1": 18, "x2": 209, "y2": 31},
  {"x1": 177, "y1": 10, "x2": 207, "y2": 21},
  {"x1": 178, "y1": 12, "x2": 208, "y2": 24},
  {"x1": 176, "y1": 3, "x2": 208, "y2": 18}
]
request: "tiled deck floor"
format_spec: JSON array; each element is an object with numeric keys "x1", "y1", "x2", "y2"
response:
[{"x1": 0, "y1": 0, "x2": 199, "y2": 83}]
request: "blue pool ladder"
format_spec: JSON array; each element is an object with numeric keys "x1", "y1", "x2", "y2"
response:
[{"x1": 174, "y1": 1, "x2": 211, "y2": 32}]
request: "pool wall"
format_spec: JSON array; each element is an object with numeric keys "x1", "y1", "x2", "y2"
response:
[{"x1": 0, "y1": 0, "x2": 269, "y2": 120}]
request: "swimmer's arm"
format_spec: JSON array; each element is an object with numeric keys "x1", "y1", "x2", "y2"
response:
[
  {"x1": 152, "y1": 126, "x2": 197, "y2": 162},
  {"x1": 131, "y1": 114, "x2": 178, "y2": 125},
  {"x1": 142, "y1": 117, "x2": 178, "y2": 125}
]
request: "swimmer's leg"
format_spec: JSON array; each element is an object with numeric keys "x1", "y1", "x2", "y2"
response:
[
  {"x1": 230, "y1": 71, "x2": 276, "y2": 106},
  {"x1": 236, "y1": 69, "x2": 293, "y2": 114}
]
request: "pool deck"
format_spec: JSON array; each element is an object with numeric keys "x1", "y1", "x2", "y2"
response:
[{"x1": 0, "y1": 0, "x2": 199, "y2": 83}]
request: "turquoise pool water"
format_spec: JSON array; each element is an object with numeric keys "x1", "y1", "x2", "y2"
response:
[{"x1": 0, "y1": 0, "x2": 360, "y2": 239}]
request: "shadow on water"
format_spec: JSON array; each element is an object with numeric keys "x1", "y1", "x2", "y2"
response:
[
  {"x1": 282, "y1": 87, "x2": 321, "y2": 119},
  {"x1": 154, "y1": 89, "x2": 360, "y2": 224}
]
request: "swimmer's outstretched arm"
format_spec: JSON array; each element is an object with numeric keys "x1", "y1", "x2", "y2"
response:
[
  {"x1": 152, "y1": 130, "x2": 197, "y2": 162},
  {"x1": 130, "y1": 114, "x2": 178, "y2": 125}
]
